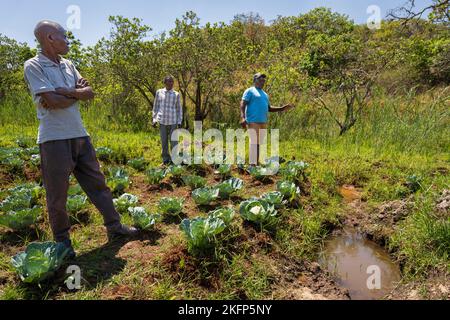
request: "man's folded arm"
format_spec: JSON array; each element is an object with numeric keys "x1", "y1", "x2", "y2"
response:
[{"x1": 39, "y1": 91, "x2": 78, "y2": 110}]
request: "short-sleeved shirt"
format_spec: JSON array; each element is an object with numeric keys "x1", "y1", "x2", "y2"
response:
[
  {"x1": 242, "y1": 86, "x2": 270, "y2": 123},
  {"x1": 24, "y1": 53, "x2": 89, "y2": 144}
]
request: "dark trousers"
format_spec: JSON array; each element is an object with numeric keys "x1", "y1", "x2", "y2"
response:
[
  {"x1": 39, "y1": 137, "x2": 121, "y2": 242},
  {"x1": 159, "y1": 124, "x2": 179, "y2": 164}
]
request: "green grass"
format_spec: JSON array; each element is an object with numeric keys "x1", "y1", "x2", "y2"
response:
[{"x1": 0, "y1": 88, "x2": 449, "y2": 300}]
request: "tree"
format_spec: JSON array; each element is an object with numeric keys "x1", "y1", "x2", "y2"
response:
[{"x1": 0, "y1": 34, "x2": 34, "y2": 99}]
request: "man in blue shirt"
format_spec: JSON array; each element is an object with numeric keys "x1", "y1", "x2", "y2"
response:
[{"x1": 240, "y1": 73, "x2": 295, "y2": 165}]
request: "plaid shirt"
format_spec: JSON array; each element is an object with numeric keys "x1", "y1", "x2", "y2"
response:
[{"x1": 152, "y1": 88, "x2": 183, "y2": 125}]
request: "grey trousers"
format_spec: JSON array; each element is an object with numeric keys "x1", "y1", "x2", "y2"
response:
[
  {"x1": 39, "y1": 137, "x2": 121, "y2": 242},
  {"x1": 159, "y1": 124, "x2": 179, "y2": 164}
]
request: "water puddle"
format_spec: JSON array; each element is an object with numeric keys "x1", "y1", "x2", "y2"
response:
[
  {"x1": 319, "y1": 228, "x2": 401, "y2": 300},
  {"x1": 339, "y1": 185, "x2": 361, "y2": 203}
]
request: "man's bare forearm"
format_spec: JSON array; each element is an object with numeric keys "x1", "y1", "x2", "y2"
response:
[
  {"x1": 240, "y1": 100, "x2": 247, "y2": 119},
  {"x1": 39, "y1": 92, "x2": 78, "y2": 110},
  {"x1": 57, "y1": 87, "x2": 95, "y2": 101},
  {"x1": 269, "y1": 104, "x2": 293, "y2": 112}
]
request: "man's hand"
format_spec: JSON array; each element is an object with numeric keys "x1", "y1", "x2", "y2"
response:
[
  {"x1": 152, "y1": 121, "x2": 158, "y2": 128},
  {"x1": 240, "y1": 118, "x2": 247, "y2": 129},
  {"x1": 40, "y1": 97, "x2": 50, "y2": 109},
  {"x1": 76, "y1": 78, "x2": 90, "y2": 89}
]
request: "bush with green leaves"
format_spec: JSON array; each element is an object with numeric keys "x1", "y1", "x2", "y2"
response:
[
  {"x1": 0, "y1": 206, "x2": 42, "y2": 230},
  {"x1": 127, "y1": 157, "x2": 148, "y2": 171},
  {"x1": 239, "y1": 198, "x2": 278, "y2": 229},
  {"x1": 158, "y1": 197, "x2": 184, "y2": 216},
  {"x1": 277, "y1": 181, "x2": 301, "y2": 202},
  {"x1": 95, "y1": 147, "x2": 113, "y2": 162},
  {"x1": 145, "y1": 167, "x2": 166, "y2": 185},
  {"x1": 180, "y1": 216, "x2": 226, "y2": 254},
  {"x1": 128, "y1": 207, "x2": 161, "y2": 230},
  {"x1": 192, "y1": 187, "x2": 220, "y2": 205},
  {"x1": 106, "y1": 167, "x2": 130, "y2": 195},
  {"x1": 113, "y1": 193, "x2": 139, "y2": 214},
  {"x1": 261, "y1": 191, "x2": 285, "y2": 208},
  {"x1": 11, "y1": 242, "x2": 70, "y2": 284},
  {"x1": 215, "y1": 164, "x2": 232, "y2": 178},
  {"x1": 66, "y1": 195, "x2": 88, "y2": 214},
  {"x1": 215, "y1": 178, "x2": 244, "y2": 199},
  {"x1": 182, "y1": 175, "x2": 207, "y2": 190},
  {"x1": 208, "y1": 207, "x2": 235, "y2": 225}
]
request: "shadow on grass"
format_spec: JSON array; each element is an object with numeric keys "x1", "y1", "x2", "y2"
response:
[
  {"x1": 0, "y1": 227, "x2": 45, "y2": 246},
  {"x1": 162, "y1": 212, "x2": 187, "y2": 224}
]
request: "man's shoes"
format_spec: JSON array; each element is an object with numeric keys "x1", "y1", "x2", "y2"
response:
[
  {"x1": 107, "y1": 224, "x2": 139, "y2": 241},
  {"x1": 60, "y1": 239, "x2": 76, "y2": 260}
]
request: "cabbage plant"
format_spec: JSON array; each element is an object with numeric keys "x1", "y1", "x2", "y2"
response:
[
  {"x1": 180, "y1": 216, "x2": 226, "y2": 254},
  {"x1": 128, "y1": 207, "x2": 161, "y2": 230},
  {"x1": 192, "y1": 187, "x2": 220, "y2": 205},
  {"x1": 11, "y1": 242, "x2": 70, "y2": 284},
  {"x1": 113, "y1": 193, "x2": 139, "y2": 214},
  {"x1": 182, "y1": 175, "x2": 207, "y2": 190},
  {"x1": 158, "y1": 197, "x2": 184, "y2": 216},
  {"x1": 215, "y1": 178, "x2": 244, "y2": 199},
  {"x1": 239, "y1": 198, "x2": 278, "y2": 228}
]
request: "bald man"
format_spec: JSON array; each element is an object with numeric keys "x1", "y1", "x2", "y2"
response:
[{"x1": 24, "y1": 21, "x2": 138, "y2": 259}]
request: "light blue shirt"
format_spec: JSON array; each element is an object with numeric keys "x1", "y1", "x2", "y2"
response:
[
  {"x1": 24, "y1": 53, "x2": 88, "y2": 144},
  {"x1": 242, "y1": 86, "x2": 270, "y2": 123}
]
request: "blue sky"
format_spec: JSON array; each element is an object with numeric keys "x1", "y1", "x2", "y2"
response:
[{"x1": 1, "y1": 0, "x2": 432, "y2": 47}]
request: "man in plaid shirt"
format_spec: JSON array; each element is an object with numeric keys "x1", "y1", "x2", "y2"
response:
[{"x1": 152, "y1": 76, "x2": 183, "y2": 165}]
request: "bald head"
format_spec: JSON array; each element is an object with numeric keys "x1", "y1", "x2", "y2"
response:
[
  {"x1": 34, "y1": 20, "x2": 64, "y2": 44},
  {"x1": 34, "y1": 20, "x2": 69, "y2": 55}
]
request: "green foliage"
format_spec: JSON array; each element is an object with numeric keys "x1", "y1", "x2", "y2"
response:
[
  {"x1": 95, "y1": 147, "x2": 113, "y2": 162},
  {"x1": 11, "y1": 242, "x2": 70, "y2": 284},
  {"x1": 66, "y1": 195, "x2": 88, "y2": 214},
  {"x1": 128, "y1": 207, "x2": 161, "y2": 230},
  {"x1": 113, "y1": 193, "x2": 139, "y2": 214},
  {"x1": 167, "y1": 165, "x2": 187, "y2": 178},
  {"x1": 180, "y1": 216, "x2": 226, "y2": 254},
  {"x1": 215, "y1": 177, "x2": 244, "y2": 199},
  {"x1": 0, "y1": 206, "x2": 41, "y2": 230},
  {"x1": 145, "y1": 167, "x2": 166, "y2": 185},
  {"x1": 215, "y1": 164, "x2": 232, "y2": 178},
  {"x1": 405, "y1": 174, "x2": 423, "y2": 193},
  {"x1": 261, "y1": 191, "x2": 285, "y2": 209},
  {"x1": 208, "y1": 207, "x2": 235, "y2": 225},
  {"x1": 0, "y1": 183, "x2": 42, "y2": 212},
  {"x1": 248, "y1": 166, "x2": 274, "y2": 181},
  {"x1": 192, "y1": 187, "x2": 220, "y2": 205},
  {"x1": 280, "y1": 161, "x2": 310, "y2": 184},
  {"x1": 239, "y1": 198, "x2": 278, "y2": 229},
  {"x1": 157, "y1": 197, "x2": 184, "y2": 216},
  {"x1": 127, "y1": 157, "x2": 148, "y2": 171},
  {"x1": 68, "y1": 184, "x2": 84, "y2": 196},
  {"x1": 106, "y1": 167, "x2": 130, "y2": 195},
  {"x1": 182, "y1": 175, "x2": 207, "y2": 189}
]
